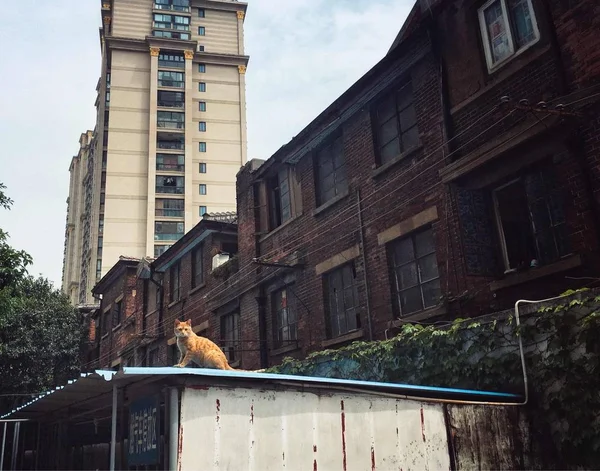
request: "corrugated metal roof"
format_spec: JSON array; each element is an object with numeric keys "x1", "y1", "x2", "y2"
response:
[{"x1": 1, "y1": 367, "x2": 519, "y2": 420}]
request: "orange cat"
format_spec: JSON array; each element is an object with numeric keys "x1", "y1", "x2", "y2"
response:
[{"x1": 173, "y1": 319, "x2": 234, "y2": 370}]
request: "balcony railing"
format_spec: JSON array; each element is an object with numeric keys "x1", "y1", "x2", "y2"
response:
[
  {"x1": 158, "y1": 100, "x2": 184, "y2": 108},
  {"x1": 156, "y1": 186, "x2": 184, "y2": 195},
  {"x1": 157, "y1": 163, "x2": 184, "y2": 171},
  {"x1": 157, "y1": 121, "x2": 184, "y2": 130},
  {"x1": 154, "y1": 233, "x2": 184, "y2": 241},
  {"x1": 157, "y1": 141, "x2": 184, "y2": 150},
  {"x1": 158, "y1": 79, "x2": 184, "y2": 88},
  {"x1": 158, "y1": 59, "x2": 185, "y2": 69},
  {"x1": 154, "y1": 2, "x2": 190, "y2": 12},
  {"x1": 155, "y1": 208, "x2": 184, "y2": 218}
]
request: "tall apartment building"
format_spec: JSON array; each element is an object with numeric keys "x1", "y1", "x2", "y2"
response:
[{"x1": 62, "y1": 0, "x2": 249, "y2": 305}]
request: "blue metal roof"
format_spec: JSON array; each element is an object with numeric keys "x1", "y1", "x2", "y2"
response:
[
  {"x1": 121, "y1": 367, "x2": 519, "y2": 399},
  {"x1": 0, "y1": 367, "x2": 519, "y2": 420}
]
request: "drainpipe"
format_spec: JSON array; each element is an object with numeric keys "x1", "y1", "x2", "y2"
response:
[
  {"x1": 356, "y1": 190, "x2": 374, "y2": 341},
  {"x1": 0, "y1": 422, "x2": 6, "y2": 471},
  {"x1": 256, "y1": 289, "x2": 269, "y2": 368},
  {"x1": 168, "y1": 388, "x2": 179, "y2": 471},
  {"x1": 10, "y1": 422, "x2": 19, "y2": 471},
  {"x1": 109, "y1": 384, "x2": 117, "y2": 471}
]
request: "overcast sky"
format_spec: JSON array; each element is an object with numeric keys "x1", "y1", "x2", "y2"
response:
[{"x1": 0, "y1": 0, "x2": 412, "y2": 287}]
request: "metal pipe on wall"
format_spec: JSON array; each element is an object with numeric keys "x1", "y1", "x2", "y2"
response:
[
  {"x1": 0, "y1": 422, "x2": 7, "y2": 471},
  {"x1": 109, "y1": 384, "x2": 117, "y2": 471},
  {"x1": 169, "y1": 388, "x2": 179, "y2": 471},
  {"x1": 10, "y1": 422, "x2": 19, "y2": 471}
]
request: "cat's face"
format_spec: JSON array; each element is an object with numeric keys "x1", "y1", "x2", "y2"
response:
[{"x1": 174, "y1": 319, "x2": 193, "y2": 337}]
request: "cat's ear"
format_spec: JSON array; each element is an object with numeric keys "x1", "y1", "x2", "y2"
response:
[
  {"x1": 185, "y1": 319, "x2": 192, "y2": 326},
  {"x1": 174, "y1": 319, "x2": 180, "y2": 325}
]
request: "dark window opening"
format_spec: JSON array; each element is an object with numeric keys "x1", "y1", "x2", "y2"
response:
[
  {"x1": 389, "y1": 228, "x2": 441, "y2": 316},
  {"x1": 324, "y1": 264, "x2": 360, "y2": 338},
  {"x1": 220, "y1": 312, "x2": 240, "y2": 363},
  {"x1": 170, "y1": 262, "x2": 181, "y2": 302},
  {"x1": 273, "y1": 287, "x2": 297, "y2": 348},
  {"x1": 268, "y1": 169, "x2": 292, "y2": 230},
  {"x1": 315, "y1": 135, "x2": 347, "y2": 205},
  {"x1": 373, "y1": 81, "x2": 419, "y2": 165}
]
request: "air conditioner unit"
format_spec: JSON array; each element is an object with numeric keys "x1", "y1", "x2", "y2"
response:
[{"x1": 212, "y1": 253, "x2": 230, "y2": 270}]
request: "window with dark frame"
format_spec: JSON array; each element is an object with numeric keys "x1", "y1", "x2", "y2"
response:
[
  {"x1": 199, "y1": 82, "x2": 206, "y2": 92},
  {"x1": 493, "y1": 167, "x2": 569, "y2": 271},
  {"x1": 170, "y1": 262, "x2": 181, "y2": 303},
  {"x1": 198, "y1": 64, "x2": 206, "y2": 73},
  {"x1": 198, "y1": 8, "x2": 205, "y2": 17},
  {"x1": 478, "y1": 0, "x2": 539, "y2": 71},
  {"x1": 220, "y1": 311, "x2": 240, "y2": 363},
  {"x1": 112, "y1": 300, "x2": 122, "y2": 327},
  {"x1": 389, "y1": 228, "x2": 441, "y2": 316},
  {"x1": 272, "y1": 287, "x2": 297, "y2": 348},
  {"x1": 148, "y1": 348, "x2": 159, "y2": 367},
  {"x1": 324, "y1": 264, "x2": 361, "y2": 338},
  {"x1": 268, "y1": 168, "x2": 292, "y2": 230},
  {"x1": 199, "y1": 162, "x2": 207, "y2": 173},
  {"x1": 192, "y1": 245, "x2": 203, "y2": 288},
  {"x1": 102, "y1": 311, "x2": 110, "y2": 336},
  {"x1": 315, "y1": 135, "x2": 347, "y2": 206},
  {"x1": 373, "y1": 81, "x2": 419, "y2": 165},
  {"x1": 198, "y1": 26, "x2": 205, "y2": 36},
  {"x1": 199, "y1": 184, "x2": 207, "y2": 195},
  {"x1": 199, "y1": 121, "x2": 207, "y2": 132},
  {"x1": 200, "y1": 206, "x2": 207, "y2": 216},
  {"x1": 199, "y1": 142, "x2": 207, "y2": 152}
]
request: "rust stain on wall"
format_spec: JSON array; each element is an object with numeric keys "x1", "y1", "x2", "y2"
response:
[
  {"x1": 340, "y1": 400, "x2": 347, "y2": 471},
  {"x1": 420, "y1": 406, "x2": 426, "y2": 442},
  {"x1": 371, "y1": 445, "x2": 376, "y2": 470}
]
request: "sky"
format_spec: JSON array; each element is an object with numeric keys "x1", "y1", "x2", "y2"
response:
[{"x1": 0, "y1": 0, "x2": 413, "y2": 287}]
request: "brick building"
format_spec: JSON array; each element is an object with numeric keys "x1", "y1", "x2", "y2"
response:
[
  {"x1": 85, "y1": 214, "x2": 238, "y2": 370},
  {"x1": 203, "y1": 0, "x2": 600, "y2": 370},
  {"x1": 83, "y1": 0, "x2": 600, "y2": 372}
]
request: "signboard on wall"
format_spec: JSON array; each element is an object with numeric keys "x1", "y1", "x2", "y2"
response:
[{"x1": 128, "y1": 395, "x2": 160, "y2": 466}]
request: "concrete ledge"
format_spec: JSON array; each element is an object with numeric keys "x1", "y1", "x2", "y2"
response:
[
  {"x1": 312, "y1": 190, "x2": 350, "y2": 217},
  {"x1": 315, "y1": 245, "x2": 360, "y2": 276},
  {"x1": 389, "y1": 305, "x2": 447, "y2": 326},
  {"x1": 321, "y1": 329, "x2": 364, "y2": 348},
  {"x1": 377, "y1": 206, "x2": 438, "y2": 246},
  {"x1": 271, "y1": 343, "x2": 300, "y2": 356},
  {"x1": 490, "y1": 254, "x2": 582, "y2": 292},
  {"x1": 371, "y1": 145, "x2": 423, "y2": 179}
]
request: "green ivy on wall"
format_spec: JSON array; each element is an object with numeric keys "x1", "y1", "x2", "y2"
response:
[{"x1": 267, "y1": 289, "x2": 600, "y2": 469}]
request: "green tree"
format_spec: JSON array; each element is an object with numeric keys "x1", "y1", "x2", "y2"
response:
[
  {"x1": 0, "y1": 182, "x2": 33, "y2": 291},
  {"x1": 0, "y1": 183, "x2": 81, "y2": 415}
]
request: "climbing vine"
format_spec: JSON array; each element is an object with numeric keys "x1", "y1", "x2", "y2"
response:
[{"x1": 266, "y1": 289, "x2": 600, "y2": 469}]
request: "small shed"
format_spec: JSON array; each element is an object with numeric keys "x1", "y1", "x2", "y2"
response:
[{"x1": 0, "y1": 368, "x2": 538, "y2": 470}]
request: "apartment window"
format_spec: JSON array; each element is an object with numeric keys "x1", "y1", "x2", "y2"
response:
[
  {"x1": 158, "y1": 71, "x2": 184, "y2": 88},
  {"x1": 324, "y1": 264, "x2": 360, "y2": 338},
  {"x1": 373, "y1": 82, "x2": 419, "y2": 165},
  {"x1": 153, "y1": 30, "x2": 190, "y2": 40},
  {"x1": 153, "y1": 13, "x2": 190, "y2": 31},
  {"x1": 170, "y1": 262, "x2": 181, "y2": 302},
  {"x1": 156, "y1": 154, "x2": 184, "y2": 171},
  {"x1": 220, "y1": 312, "x2": 240, "y2": 363},
  {"x1": 154, "y1": 0, "x2": 190, "y2": 12},
  {"x1": 198, "y1": 26, "x2": 205, "y2": 36},
  {"x1": 273, "y1": 288, "x2": 297, "y2": 348},
  {"x1": 154, "y1": 244, "x2": 173, "y2": 258},
  {"x1": 157, "y1": 90, "x2": 184, "y2": 108},
  {"x1": 158, "y1": 52, "x2": 185, "y2": 68},
  {"x1": 98, "y1": 218, "x2": 104, "y2": 235},
  {"x1": 192, "y1": 245, "x2": 203, "y2": 288},
  {"x1": 199, "y1": 206, "x2": 207, "y2": 217},
  {"x1": 478, "y1": 0, "x2": 539, "y2": 71},
  {"x1": 198, "y1": 64, "x2": 206, "y2": 73},
  {"x1": 157, "y1": 111, "x2": 185, "y2": 129},
  {"x1": 199, "y1": 101, "x2": 207, "y2": 112},
  {"x1": 155, "y1": 198, "x2": 184, "y2": 218},
  {"x1": 389, "y1": 228, "x2": 441, "y2": 316},
  {"x1": 199, "y1": 142, "x2": 207, "y2": 152},
  {"x1": 112, "y1": 300, "x2": 122, "y2": 327},
  {"x1": 198, "y1": 45, "x2": 205, "y2": 52},
  {"x1": 199, "y1": 82, "x2": 206, "y2": 92},
  {"x1": 156, "y1": 175, "x2": 184, "y2": 194},
  {"x1": 315, "y1": 135, "x2": 347, "y2": 206},
  {"x1": 198, "y1": 8, "x2": 205, "y2": 17},
  {"x1": 493, "y1": 168, "x2": 569, "y2": 271},
  {"x1": 268, "y1": 169, "x2": 292, "y2": 229},
  {"x1": 199, "y1": 184, "x2": 207, "y2": 195},
  {"x1": 199, "y1": 121, "x2": 207, "y2": 132},
  {"x1": 199, "y1": 162, "x2": 207, "y2": 173},
  {"x1": 155, "y1": 221, "x2": 184, "y2": 241}
]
